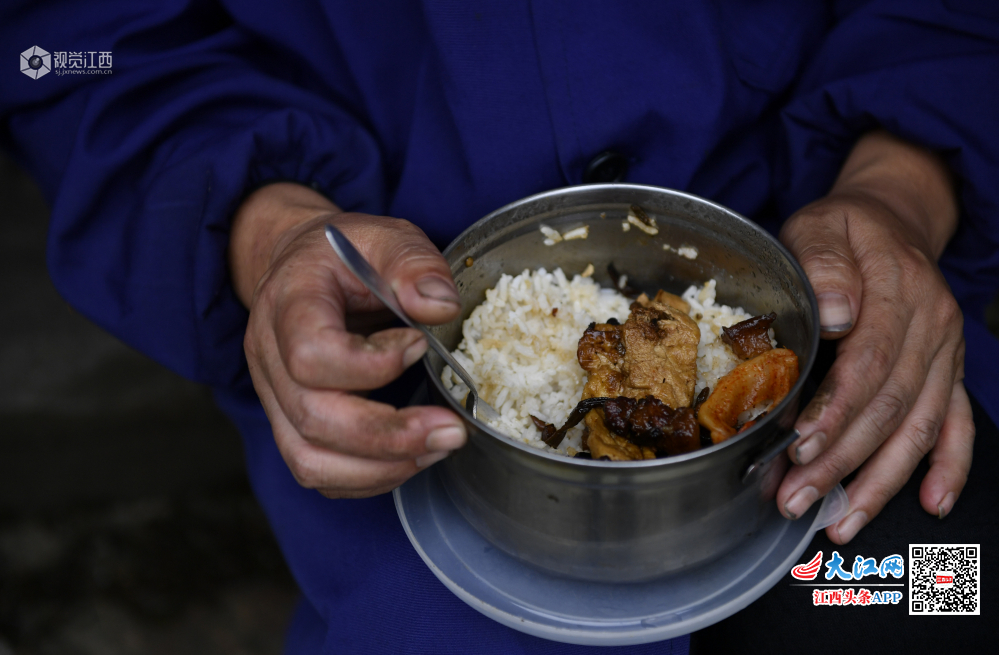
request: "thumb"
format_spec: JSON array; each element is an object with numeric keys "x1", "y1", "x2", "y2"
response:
[
  {"x1": 358, "y1": 217, "x2": 462, "y2": 326},
  {"x1": 779, "y1": 204, "x2": 863, "y2": 337}
]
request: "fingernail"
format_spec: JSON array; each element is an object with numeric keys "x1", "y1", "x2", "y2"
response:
[
  {"x1": 425, "y1": 425, "x2": 466, "y2": 452},
  {"x1": 415, "y1": 451, "x2": 449, "y2": 468},
  {"x1": 784, "y1": 485, "x2": 819, "y2": 520},
  {"x1": 794, "y1": 431, "x2": 826, "y2": 465},
  {"x1": 817, "y1": 293, "x2": 852, "y2": 332},
  {"x1": 835, "y1": 510, "x2": 869, "y2": 543},
  {"x1": 402, "y1": 338, "x2": 428, "y2": 368},
  {"x1": 415, "y1": 277, "x2": 461, "y2": 306},
  {"x1": 938, "y1": 491, "x2": 956, "y2": 519}
]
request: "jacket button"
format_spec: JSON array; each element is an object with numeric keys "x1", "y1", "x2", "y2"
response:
[{"x1": 583, "y1": 151, "x2": 628, "y2": 184}]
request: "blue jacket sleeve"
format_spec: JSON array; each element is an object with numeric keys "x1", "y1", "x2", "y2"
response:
[
  {"x1": 776, "y1": 0, "x2": 999, "y2": 320},
  {"x1": 0, "y1": 0, "x2": 386, "y2": 386}
]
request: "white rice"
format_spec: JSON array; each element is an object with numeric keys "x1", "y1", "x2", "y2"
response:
[
  {"x1": 442, "y1": 269, "x2": 774, "y2": 455},
  {"x1": 540, "y1": 224, "x2": 590, "y2": 245},
  {"x1": 682, "y1": 279, "x2": 775, "y2": 395}
]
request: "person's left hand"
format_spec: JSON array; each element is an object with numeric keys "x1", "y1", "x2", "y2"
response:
[{"x1": 776, "y1": 131, "x2": 974, "y2": 544}]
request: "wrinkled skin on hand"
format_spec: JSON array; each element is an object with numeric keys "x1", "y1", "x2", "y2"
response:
[
  {"x1": 776, "y1": 132, "x2": 973, "y2": 544},
  {"x1": 230, "y1": 183, "x2": 467, "y2": 499}
]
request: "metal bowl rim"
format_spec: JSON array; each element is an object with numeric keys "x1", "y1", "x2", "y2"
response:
[{"x1": 426, "y1": 183, "x2": 820, "y2": 469}]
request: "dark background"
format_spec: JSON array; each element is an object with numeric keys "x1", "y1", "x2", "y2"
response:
[
  {"x1": 1, "y1": 151, "x2": 997, "y2": 653},
  {"x1": 0, "y1": 153, "x2": 296, "y2": 654}
]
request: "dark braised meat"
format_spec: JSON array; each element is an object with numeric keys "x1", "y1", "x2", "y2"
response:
[
  {"x1": 530, "y1": 415, "x2": 558, "y2": 447},
  {"x1": 607, "y1": 263, "x2": 639, "y2": 297},
  {"x1": 603, "y1": 396, "x2": 701, "y2": 456},
  {"x1": 533, "y1": 397, "x2": 612, "y2": 448},
  {"x1": 576, "y1": 290, "x2": 701, "y2": 461},
  {"x1": 721, "y1": 312, "x2": 776, "y2": 359},
  {"x1": 663, "y1": 408, "x2": 701, "y2": 455},
  {"x1": 578, "y1": 322, "x2": 626, "y2": 379},
  {"x1": 602, "y1": 396, "x2": 642, "y2": 441},
  {"x1": 693, "y1": 386, "x2": 710, "y2": 411}
]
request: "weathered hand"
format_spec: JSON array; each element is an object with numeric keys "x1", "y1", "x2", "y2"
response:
[
  {"x1": 777, "y1": 132, "x2": 973, "y2": 543},
  {"x1": 230, "y1": 184, "x2": 467, "y2": 498}
]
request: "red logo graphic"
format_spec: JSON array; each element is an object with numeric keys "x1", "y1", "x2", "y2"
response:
[
  {"x1": 934, "y1": 571, "x2": 955, "y2": 589},
  {"x1": 792, "y1": 551, "x2": 823, "y2": 581}
]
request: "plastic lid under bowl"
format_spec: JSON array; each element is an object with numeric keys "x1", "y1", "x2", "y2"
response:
[{"x1": 394, "y1": 466, "x2": 848, "y2": 646}]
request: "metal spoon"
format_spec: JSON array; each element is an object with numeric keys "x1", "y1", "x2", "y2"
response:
[{"x1": 324, "y1": 224, "x2": 501, "y2": 422}]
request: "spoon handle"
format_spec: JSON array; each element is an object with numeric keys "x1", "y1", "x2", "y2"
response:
[
  {"x1": 324, "y1": 225, "x2": 498, "y2": 421},
  {"x1": 324, "y1": 224, "x2": 410, "y2": 325}
]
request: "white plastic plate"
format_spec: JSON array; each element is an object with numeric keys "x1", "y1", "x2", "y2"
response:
[{"x1": 394, "y1": 467, "x2": 847, "y2": 646}]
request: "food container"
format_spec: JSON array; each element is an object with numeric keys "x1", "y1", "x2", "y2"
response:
[{"x1": 423, "y1": 184, "x2": 819, "y2": 582}]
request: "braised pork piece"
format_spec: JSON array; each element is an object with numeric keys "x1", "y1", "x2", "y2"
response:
[
  {"x1": 721, "y1": 312, "x2": 776, "y2": 359},
  {"x1": 554, "y1": 294, "x2": 799, "y2": 461},
  {"x1": 576, "y1": 290, "x2": 700, "y2": 460}
]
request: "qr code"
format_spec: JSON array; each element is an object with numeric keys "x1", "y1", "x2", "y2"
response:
[{"x1": 909, "y1": 544, "x2": 980, "y2": 615}]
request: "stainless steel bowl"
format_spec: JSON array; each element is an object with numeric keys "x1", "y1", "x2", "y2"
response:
[{"x1": 423, "y1": 184, "x2": 819, "y2": 582}]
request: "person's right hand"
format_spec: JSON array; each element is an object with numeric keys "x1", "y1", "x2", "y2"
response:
[{"x1": 229, "y1": 183, "x2": 467, "y2": 499}]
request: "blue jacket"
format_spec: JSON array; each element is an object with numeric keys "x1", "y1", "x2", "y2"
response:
[{"x1": 3, "y1": 1, "x2": 998, "y2": 652}]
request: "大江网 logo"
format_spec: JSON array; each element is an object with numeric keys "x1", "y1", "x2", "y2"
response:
[
  {"x1": 791, "y1": 551, "x2": 823, "y2": 580},
  {"x1": 20, "y1": 46, "x2": 50, "y2": 79}
]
